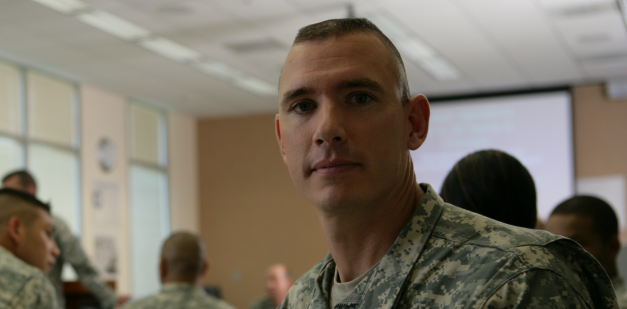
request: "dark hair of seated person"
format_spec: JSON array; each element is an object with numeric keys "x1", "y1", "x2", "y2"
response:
[{"x1": 440, "y1": 149, "x2": 537, "y2": 229}]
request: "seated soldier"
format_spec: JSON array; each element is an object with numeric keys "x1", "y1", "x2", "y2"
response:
[
  {"x1": 440, "y1": 149, "x2": 537, "y2": 228},
  {"x1": 2, "y1": 170, "x2": 121, "y2": 308},
  {"x1": 250, "y1": 264, "x2": 293, "y2": 309},
  {"x1": 546, "y1": 195, "x2": 627, "y2": 307},
  {"x1": 0, "y1": 188, "x2": 60, "y2": 309},
  {"x1": 121, "y1": 232, "x2": 236, "y2": 309}
]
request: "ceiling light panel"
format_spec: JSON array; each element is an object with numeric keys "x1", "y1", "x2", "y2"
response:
[
  {"x1": 76, "y1": 10, "x2": 151, "y2": 41},
  {"x1": 139, "y1": 37, "x2": 202, "y2": 63},
  {"x1": 30, "y1": 0, "x2": 87, "y2": 14}
]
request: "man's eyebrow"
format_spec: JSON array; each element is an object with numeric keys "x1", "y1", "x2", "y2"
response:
[
  {"x1": 280, "y1": 87, "x2": 315, "y2": 107},
  {"x1": 337, "y1": 78, "x2": 385, "y2": 93}
]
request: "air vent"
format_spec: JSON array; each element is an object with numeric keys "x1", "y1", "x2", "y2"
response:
[{"x1": 225, "y1": 39, "x2": 287, "y2": 54}]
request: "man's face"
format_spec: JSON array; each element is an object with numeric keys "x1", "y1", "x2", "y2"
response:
[
  {"x1": 14, "y1": 210, "x2": 59, "y2": 274},
  {"x1": 265, "y1": 266, "x2": 291, "y2": 303},
  {"x1": 545, "y1": 214, "x2": 613, "y2": 270},
  {"x1": 276, "y1": 33, "x2": 427, "y2": 212}
]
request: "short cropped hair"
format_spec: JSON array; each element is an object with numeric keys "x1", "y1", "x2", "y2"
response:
[
  {"x1": 551, "y1": 195, "x2": 618, "y2": 242},
  {"x1": 0, "y1": 188, "x2": 51, "y2": 226},
  {"x1": 440, "y1": 149, "x2": 537, "y2": 229},
  {"x1": 293, "y1": 18, "x2": 410, "y2": 104},
  {"x1": 2, "y1": 170, "x2": 37, "y2": 190},
  {"x1": 161, "y1": 232, "x2": 205, "y2": 281}
]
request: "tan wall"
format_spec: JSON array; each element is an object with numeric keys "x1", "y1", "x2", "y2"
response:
[
  {"x1": 198, "y1": 115, "x2": 327, "y2": 308},
  {"x1": 572, "y1": 84, "x2": 627, "y2": 238},
  {"x1": 573, "y1": 84, "x2": 627, "y2": 180}
]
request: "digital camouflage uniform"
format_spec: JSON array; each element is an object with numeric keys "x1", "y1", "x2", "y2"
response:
[
  {"x1": 0, "y1": 245, "x2": 59, "y2": 309},
  {"x1": 280, "y1": 184, "x2": 619, "y2": 309},
  {"x1": 121, "y1": 283, "x2": 237, "y2": 309},
  {"x1": 611, "y1": 276, "x2": 627, "y2": 308},
  {"x1": 250, "y1": 297, "x2": 275, "y2": 309},
  {"x1": 49, "y1": 216, "x2": 117, "y2": 309}
]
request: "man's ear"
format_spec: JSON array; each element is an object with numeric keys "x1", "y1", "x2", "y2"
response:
[
  {"x1": 608, "y1": 235, "x2": 621, "y2": 261},
  {"x1": 406, "y1": 94, "x2": 430, "y2": 150},
  {"x1": 200, "y1": 260, "x2": 209, "y2": 278},
  {"x1": 275, "y1": 115, "x2": 287, "y2": 162},
  {"x1": 7, "y1": 216, "x2": 23, "y2": 245}
]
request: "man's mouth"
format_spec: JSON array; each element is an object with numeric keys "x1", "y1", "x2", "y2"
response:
[{"x1": 312, "y1": 159, "x2": 359, "y2": 175}]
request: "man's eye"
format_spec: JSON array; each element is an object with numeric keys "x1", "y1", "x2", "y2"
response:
[
  {"x1": 352, "y1": 93, "x2": 372, "y2": 105},
  {"x1": 292, "y1": 101, "x2": 315, "y2": 113}
]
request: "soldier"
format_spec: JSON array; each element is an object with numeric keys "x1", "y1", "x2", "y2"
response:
[
  {"x1": 1, "y1": 170, "x2": 121, "y2": 309},
  {"x1": 0, "y1": 188, "x2": 60, "y2": 308},
  {"x1": 121, "y1": 232, "x2": 236, "y2": 309},
  {"x1": 440, "y1": 149, "x2": 537, "y2": 228},
  {"x1": 546, "y1": 196, "x2": 627, "y2": 307},
  {"x1": 275, "y1": 18, "x2": 618, "y2": 308},
  {"x1": 249, "y1": 264, "x2": 293, "y2": 309}
]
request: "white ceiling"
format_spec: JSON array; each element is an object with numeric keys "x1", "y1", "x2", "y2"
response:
[{"x1": 0, "y1": 0, "x2": 625, "y2": 117}]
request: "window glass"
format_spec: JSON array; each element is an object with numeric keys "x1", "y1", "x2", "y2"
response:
[
  {"x1": 130, "y1": 105, "x2": 163, "y2": 166},
  {"x1": 0, "y1": 61, "x2": 21, "y2": 135},
  {"x1": 0, "y1": 136, "x2": 24, "y2": 177},
  {"x1": 28, "y1": 143, "x2": 81, "y2": 235},
  {"x1": 27, "y1": 72, "x2": 75, "y2": 147},
  {"x1": 130, "y1": 165, "x2": 169, "y2": 299}
]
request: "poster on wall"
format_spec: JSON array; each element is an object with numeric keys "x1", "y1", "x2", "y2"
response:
[{"x1": 92, "y1": 179, "x2": 120, "y2": 281}]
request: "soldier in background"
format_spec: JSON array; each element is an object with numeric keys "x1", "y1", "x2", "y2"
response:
[
  {"x1": 0, "y1": 188, "x2": 60, "y2": 308},
  {"x1": 121, "y1": 232, "x2": 236, "y2": 309},
  {"x1": 440, "y1": 149, "x2": 537, "y2": 229},
  {"x1": 275, "y1": 18, "x2": 618, "y2": 308},
  {"x1": 2, "y1": 170, "x2": 121, "y2": 309},
  {"x1": 249, "y1": 264, "x2": 293, "y2": 309},
  {"x1": 546, "y1": 195, "x2": 627, "y2": 307}
]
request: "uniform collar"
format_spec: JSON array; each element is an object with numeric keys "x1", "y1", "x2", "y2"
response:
[{"x1": 310, "y1": 183, "x2": 445, "y2": 309}]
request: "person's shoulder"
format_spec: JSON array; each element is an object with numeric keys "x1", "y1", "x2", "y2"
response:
[
  {"x1": 120, "y1": 294, "x2": 161, "y2": 309},
  {"x1": 0, "y1": 247, "x2": 47, "y2": 289},
  {"x1": 434, "y1": 203, "x2": 563, "y2": 249},
  {"x1": 426, "y1": 204, "x2": 615, "y2": 307},
  {"x1": 0, "y1": 248, "x2": 56, "y2": 307},
  {"x1": 187, "y1": 291, "x2": 237, "y2": 309},
  {"x1": 282, "y1": 255, "x2": 331, "y2": 308},
  {"x1": 210, "y1": 296, "x2": 238, "y2": 309}
]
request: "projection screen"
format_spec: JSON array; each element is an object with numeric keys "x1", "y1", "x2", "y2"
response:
[{"x1": 411, "y1": 91, "x2": 574, "y2": 221}]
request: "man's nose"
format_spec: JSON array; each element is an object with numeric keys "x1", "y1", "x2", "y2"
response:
[
  {"x1": 51, "y1": 240, "x2": 60, "y2": 258},
  {"x1": 313, "y1": 100, "x2": 347, "y2": 147}
]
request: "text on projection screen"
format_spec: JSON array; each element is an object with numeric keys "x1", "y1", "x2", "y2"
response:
[{"x1": 411, "y1": 91, "x2": 574, "y2": 221}]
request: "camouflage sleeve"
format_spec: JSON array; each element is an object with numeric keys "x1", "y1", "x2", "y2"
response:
[
  {"x1": 481, "y1": 270, "x2": 604, "y2": 309},
  {"x1": 54, "y1": 218, "x2": 118, "y2": 308}
]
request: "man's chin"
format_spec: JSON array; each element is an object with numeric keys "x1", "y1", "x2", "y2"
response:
[{"x1": 312, "y1": 194, "x2": 364, "y2": 215}]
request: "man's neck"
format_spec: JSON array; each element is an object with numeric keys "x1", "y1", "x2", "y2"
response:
[
  {"x1": 162, "y1": 277, "x2": 198, "y2": 286},
  {"x1": 319, "y1": 170, "x2": 424, "y2": 283}
]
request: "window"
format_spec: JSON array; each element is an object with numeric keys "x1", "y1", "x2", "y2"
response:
[
  {"x1": 0, "y1": 60, "x2": 81, "y2": 280},
  {"x1": 128, "y1": 103, "x2": 170, "y2": 298}
]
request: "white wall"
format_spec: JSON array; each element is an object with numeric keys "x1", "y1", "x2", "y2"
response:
[
  {"x1": 80, "y1": 86, "x2": 131, "y2": 293},
  {"x1": 167, "y1": 112, "x2": 199, "y2": 233}
]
